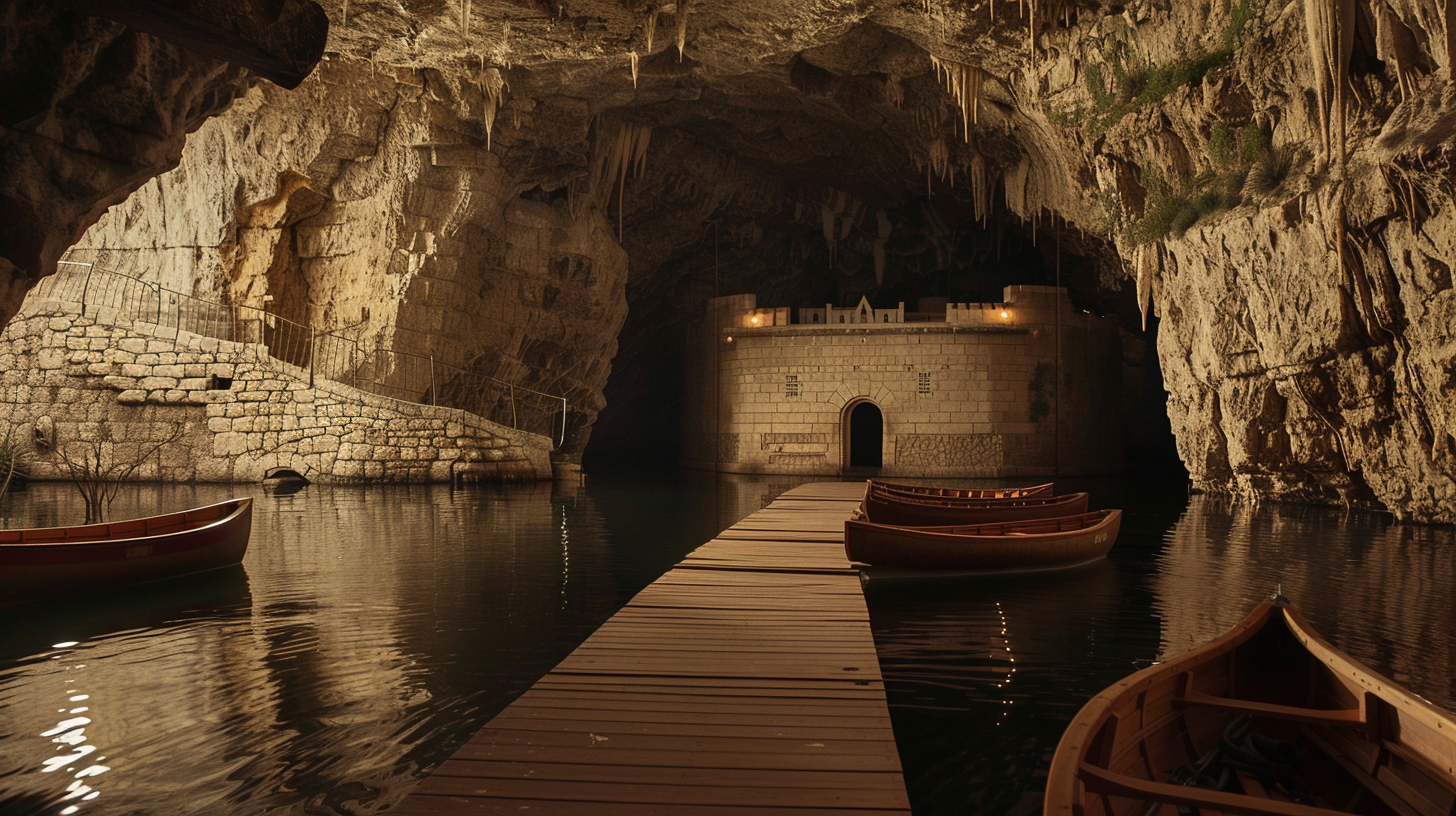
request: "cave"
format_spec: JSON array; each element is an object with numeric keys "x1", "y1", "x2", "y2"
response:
[
  {"x1": 6, "y1": 3, "x2": 1456, "y2": 815},
  {"x1": 2, "y1": 0, "x2": 1454, "y2": 518}
]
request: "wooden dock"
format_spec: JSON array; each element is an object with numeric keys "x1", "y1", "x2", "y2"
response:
[{"x1": 389, "y1": 480, "x2": 911, "y2": 815}]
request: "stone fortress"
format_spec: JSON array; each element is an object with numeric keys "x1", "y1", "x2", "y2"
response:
[{"x1": 682, "y1": 286, "x2": 1124, "y2": 477}]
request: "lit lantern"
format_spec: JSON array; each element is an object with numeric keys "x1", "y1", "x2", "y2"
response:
[{"x1": 1000, "y1": 310, "x2": 1010, "y2": 319}]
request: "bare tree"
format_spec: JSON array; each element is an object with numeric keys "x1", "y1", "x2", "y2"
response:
[
  {"x1": 0, "y1": 426, "x2": 29, "y2": 503},
  {"x1": 51, "y1": 416, "x2": 184, "y2": 523}
]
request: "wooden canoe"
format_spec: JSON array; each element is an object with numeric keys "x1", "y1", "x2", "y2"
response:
[
  {"x1": 862, "y1": 486, "x2": 1091, "y2": 526},
  {"x1": 869, "y1": 479, "x2": 1054, "y2": 500},
  {"x1": 1046, "y1": 598, "x2": 1456, "y2": 816},
  {"x1": 0, "y1": 498, "x2": 253, "y2": 607},
  {"x1": 843, "y1": 509, "x2": 1120, "y2": 572}
]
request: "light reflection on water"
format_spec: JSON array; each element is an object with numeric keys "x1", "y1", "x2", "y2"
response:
[
  {"x1": 2, "y1": 476, "x2": 1454, "y2": 816},
  {"x1": 0, "y1": 474, "x2": 749, "y2": 815},
  {"x1": 866, "y1": 482, "x2": 1456, "y2": 816}
]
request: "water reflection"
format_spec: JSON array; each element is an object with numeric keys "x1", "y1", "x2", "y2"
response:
[
  {"x1": 0, "y1": 475, "x2": 727, "y2": 815},
  {"x1": 5, "y1": 475, "x2": 1451, "y2": 816},
  {"x1": 1154, "y1": 495, "x2": 1456, "y2": 708},
  {"x1": 867, "y1": 558, "x2": 1152, "y2": 815},
  {"x1": 866, "y1": 484, "x2": 1456, "y2": 816}
]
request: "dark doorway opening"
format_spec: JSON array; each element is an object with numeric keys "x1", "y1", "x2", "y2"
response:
[{"x1": 847, "y1": 402, "x2": 883, "y2": 469}]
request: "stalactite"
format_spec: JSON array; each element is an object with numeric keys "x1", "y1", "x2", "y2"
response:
[
  {"x1": 1446, "y1": 0, "x2": 1456, "y2": 76},
  {"x1": 969, "y1": 152, "x2": 992, "y2": 225},
  {"x1": 1304, "y1": 0, "x2": 1355, "y2": 174},
  {"x1": 1376, "y1": 5, "x2": 1423, "y2": 102},
  {"x1": 885, "y1": 76, "x2": 904, "y2": 109},
  {"x1": 1135, "y1": 244, "x2": 1157, "y2": 331},
  {"x1": 629, "y1": 51, "x2": 639, "y2": 87},
  {"x1": 592, "y1": 122, "x2": 652, "y2": 238},
  {"x1": 461, "y1": 0, "x2": 471, "y2": 38},
  {"x1": 645, "y1": 9, "x2": 659, "y2": 54},
  {"x1": 342, "y1": 0, "x2": 348, "y2": 29},
  {"x1": 481, "y1": 67, "x2": 506, "y2": 151},
  {"x1": 930, "y1": 56, "x2": 982, "y2": 142},
  {"x1": 676, "y1": 0, "x2": 690, "y2": 61},
  {"x1": 923, "y1": 135, "x2": 954, "y2": 197}
]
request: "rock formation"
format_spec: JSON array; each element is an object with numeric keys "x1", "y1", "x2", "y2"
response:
[
  {"x1": 0, "y1": 0, "x2": 327, "y2": 320},
  {"x1": 7, "y1": 0, "x2": 1456, "y2": 519}
]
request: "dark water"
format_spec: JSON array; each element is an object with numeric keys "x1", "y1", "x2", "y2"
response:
[
  {"x1": 868, "y1": 477, "x2": 1456, "y2": 815},
  {"x1": 0, "y1": 474, "x2": 1453, "y2": 816}
]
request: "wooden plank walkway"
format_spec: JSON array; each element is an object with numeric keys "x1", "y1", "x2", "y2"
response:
[{"x1": 388, "y1": 480, "x2": 911, "y2": 815}]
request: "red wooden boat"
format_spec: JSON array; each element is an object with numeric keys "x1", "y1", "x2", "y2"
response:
[
  {"x1": 0, "y1": 498, "x2": 253, "y2": 607},
  {"x1": 869, "y1": 479, "x2": 1053, "y2": 500},
  {"x1": 1047, "y1": 598, "x2": 1456, "y2": 816},
  {"x1": 861, "y1": 484, "x2": 1091, "y2": 526},
  {"x1": 843, "y1": 509, "x2": 1120, "y2": 572}
]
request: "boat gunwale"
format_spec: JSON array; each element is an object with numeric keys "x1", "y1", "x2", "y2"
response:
[
  {"x1": 1044, "y1": 600, "x2": 1283, "y2": 815},
  {"x1": 867, "y1": 480, "x2": 1054, "y2": 501},
  {"x1": 846, "y1": 509, "x2": 1118, "y2": 542},
  {"x1": 865, "y1": 489, "x2": 1091, "y2": 513},
  {"x1": 1046, "y1": 600, "x2": 1456, "y2": 815},
  {"x1": 0, "y1": 498, "x2": 253, "y2": 550}
]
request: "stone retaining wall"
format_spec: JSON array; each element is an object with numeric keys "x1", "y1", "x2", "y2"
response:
[{"x1": 0, "y1": 299, "x2": 553, "y2": 483}]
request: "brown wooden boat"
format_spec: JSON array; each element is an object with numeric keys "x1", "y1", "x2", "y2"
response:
[
  {"x1": 1046, "y1": 598, "x2": 1456, "y2": 816},
  {"x1": 862, "y1": 484, "x2": 1091, "y2": 526},
  {"x1": 843, "y1": 509, "x2": 1120, "y2": 572},
  {"x1": 0, "y1": 498, "x2": 253, "y2": 607},
  {"x1": 869, "y1": 479, "x2": 1054, "y2": 500}
]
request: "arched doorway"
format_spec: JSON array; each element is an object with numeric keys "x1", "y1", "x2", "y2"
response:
[{"x1": 846, "y1": 401, "x2": 883, "y2": 469}]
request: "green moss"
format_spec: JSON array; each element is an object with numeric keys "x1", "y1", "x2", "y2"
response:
[{"x1": 1062, "y1": 0, "x2": 1262, "y2": 138}]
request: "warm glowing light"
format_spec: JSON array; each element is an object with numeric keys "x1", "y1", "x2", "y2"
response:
[
  {"x1": 749, "y1": 315, "x2": 761, "y2": 325},
  {"x1": 725, "y1": 335, "x2": 734, "y2": 343},
  {"x1": 999, "y1": 310, "x2": 1009, "y2": 319}
]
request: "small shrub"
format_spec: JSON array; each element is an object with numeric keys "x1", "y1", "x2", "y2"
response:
[
  {"x1": 1245, "y1": 144, "x2": 1295, "y2": 195},
  {"x1": 0, "y1": 428, "x2": 29, "y2": 501},
  {"x1": 1208, "y1": 121, "x2": 1239, "y2": 169}
]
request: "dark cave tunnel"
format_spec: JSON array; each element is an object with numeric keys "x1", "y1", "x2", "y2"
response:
[{"x1": 583, "y1": 189, "x2": 1183, "y2": 475}]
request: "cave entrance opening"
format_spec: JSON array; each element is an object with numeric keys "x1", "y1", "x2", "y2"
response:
[{"x1": 845, "y1": 400, "x2": 883, "y2": 471}]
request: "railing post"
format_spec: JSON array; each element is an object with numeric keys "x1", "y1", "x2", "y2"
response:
[
  {"x1": 429, "y1": 355, "x2": 436, "y2": 406},
  {"x1": 559, "y1": 399, "x2": 567, "y2": 449},
  {"x1": 510, "y1": 384, "x2": 517, "y2": 429},
  {"x1": 309, "y1": 325, "x2": 316, "y2": 387},
  {"x1": 353, "y1": 340, "x2": 359, "y2": 390},
  {"x1": 80, "y1": 264, "x2": 94, "y2": 310}
]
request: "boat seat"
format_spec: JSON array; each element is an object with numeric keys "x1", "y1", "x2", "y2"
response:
[
  {"x1": 1174, "y1": 689, "x2": 1364, "y2": 728},
  {"x1": 1078, "y1": 762, "x2": 1352, "y2": 816}
]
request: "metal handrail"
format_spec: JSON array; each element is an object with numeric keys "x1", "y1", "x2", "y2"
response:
[{"x1": 26, "y1": 260, "x2": 568, "y2": 448}]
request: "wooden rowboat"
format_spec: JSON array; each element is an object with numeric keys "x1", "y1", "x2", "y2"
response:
[
  {"x1": 1046, "y1": 597, "x2": 1456, "y2": 816},
  {"x1": 0, "y1": 498, "x2": 253, "y2": 607},
  {"x1": 843, "y1": 509, "x2": 1120, "y2": 572},
  {"x1": 862, "y1": 484, "x2": 1091, "y2": 526},
  {"x1": 869, "y1": 479, "x2": 1054, "y2": 500}
]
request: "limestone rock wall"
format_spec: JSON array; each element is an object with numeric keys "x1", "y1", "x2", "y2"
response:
[
  {"x1": 1022, "y1": 1, "x2": 1456, "y2": 521},
  {"x1": 0, "y1": 298, "x2": 551, "y2": 484},
  {"x1": 19, "y1": 0, "x2": 1456, "y2": 517},
  {"x1": 0, "y1": 0, "x2": 326, "y2": 322},
  {"x1": 73, "y1": 58, "x2": 629, "y2": 460}
]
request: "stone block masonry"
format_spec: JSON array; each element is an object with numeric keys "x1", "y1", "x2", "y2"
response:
[
  {"x1": 0, "y1": 299, "x2": 553, "y2": 484},
  {"x1": 681, "y1": 286, "x2": 1124, "y2": 477}
]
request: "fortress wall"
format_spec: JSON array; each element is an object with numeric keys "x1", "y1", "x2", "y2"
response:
[{"x1": 681, "y1": 287, "x2": 1123, "y2": 477}]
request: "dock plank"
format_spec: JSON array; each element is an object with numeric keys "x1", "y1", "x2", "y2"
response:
[{"x1": 387, "y1": 481, "x2": 910, "y2": 814}]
